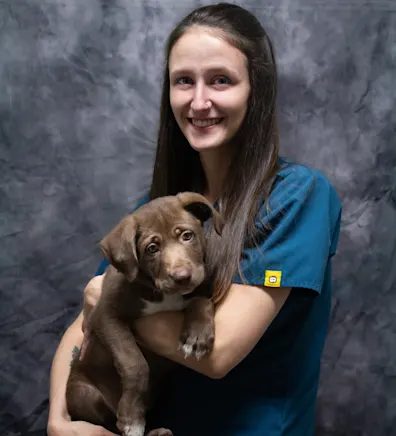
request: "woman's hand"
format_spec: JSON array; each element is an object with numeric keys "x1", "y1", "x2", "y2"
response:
[
  {"x1": 47, "y1": 419, "x2": 118, "y2": 436},
  {"x1": 79, "y1": 274, "x2": 104, "y2": 360},
  {"x1": 82, "y1": 275, "x2": 104, "y2": 332}
]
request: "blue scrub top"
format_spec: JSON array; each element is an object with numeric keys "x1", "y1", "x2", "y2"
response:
[{"x1": 95, "y1": 158, "x2": 342, "y2": 436}]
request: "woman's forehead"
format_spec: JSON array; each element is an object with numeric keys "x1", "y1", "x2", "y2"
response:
[{"x1": 169, "y1": 27, "x2": 247, "y2": 74}]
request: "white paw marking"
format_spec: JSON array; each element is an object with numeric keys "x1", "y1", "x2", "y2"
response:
[
  {"x1": 124, "y1": 423, "x2": 145, "y2": 436},
  {"x1": 181, "y1": 343, "x2": 193, "y2": 358},
  {"x1": 180, "y1": 343, "x2": 207, "y2": 360},
  {"x1": 194, "y1": 349, "x2": 207, "y2": 360}
]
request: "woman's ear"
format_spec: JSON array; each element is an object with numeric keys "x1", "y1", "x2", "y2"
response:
[{"x1": 100, "y1": 216, "x2": 139, "y2": 282}]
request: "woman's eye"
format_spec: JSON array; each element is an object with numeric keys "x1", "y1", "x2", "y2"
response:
[
  {"x1": 214, "y1": 76, "x2": 232, "y2": 86},
  {"x1": 181, "y1": 231, "x2": 194, "y2": 241},
  {"x1": 146, "y1": 243, "x2": 159, "y2": 254},
  {"x1": 175, "y1": 77, "x2": 193, "y2": 86}
]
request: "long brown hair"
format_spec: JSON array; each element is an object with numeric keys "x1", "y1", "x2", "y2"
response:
[{"x1": 149, "y1": 3, "x2": 280, "y2": 304}]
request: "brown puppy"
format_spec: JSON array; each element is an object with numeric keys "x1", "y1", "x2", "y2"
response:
[{"x1": 65, "y1": 192, "x2": 223, "y2": 436}]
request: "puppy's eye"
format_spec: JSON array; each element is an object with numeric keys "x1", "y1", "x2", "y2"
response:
[
  {"x1": 181, "y1": 231, "x2": 194, "y2": 241},
  {"x1": 146, "y1": 243, "x2": 159, "y2": 254}
]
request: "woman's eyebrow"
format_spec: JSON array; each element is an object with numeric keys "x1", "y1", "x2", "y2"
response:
[
  {"x1": 169, "y1": 68, "x2": 191, "y2": 79},
  {"x1": 170, "y1": 65, "x2": 241, "y2": 79}
]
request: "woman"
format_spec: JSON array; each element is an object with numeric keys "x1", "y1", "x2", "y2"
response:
[{"x1": 48, "y1": 3, "x2": 342, "y2": 436}]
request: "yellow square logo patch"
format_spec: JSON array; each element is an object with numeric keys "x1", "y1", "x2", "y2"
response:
[{"x1": 264, "y1": 270, "x2": 282, "y2": 287}]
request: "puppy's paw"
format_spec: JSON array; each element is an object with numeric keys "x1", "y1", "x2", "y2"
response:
[
  {"x1": 122, "y1": 422, "x2": 145, "y2": 436},
  {"x1": 146, "y1": 428, "x2": 173, "y2": 436},
  {"x1": 179, "y1": 324, "x2": 215, "y2": 360},
  {"x1": 117, "y1": 391, "x2": 146, "y2": 436}
]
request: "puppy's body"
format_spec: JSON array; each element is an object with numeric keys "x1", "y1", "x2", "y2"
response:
[{"x1": 66, "y1": 193, "x2": 223, "y2": 436}]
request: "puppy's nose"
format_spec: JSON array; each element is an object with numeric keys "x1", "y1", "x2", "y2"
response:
[{"x1": 170, "y1": 268, "x2": 192, "y2": 283}]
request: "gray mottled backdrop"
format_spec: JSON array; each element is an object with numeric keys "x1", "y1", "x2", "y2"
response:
[{"x1": 1, "y1": 0, "x2": 395, "y2": 435}]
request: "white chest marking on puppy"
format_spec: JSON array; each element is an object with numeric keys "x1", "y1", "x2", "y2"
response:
[{"x1": 142, "y1": 293, "x2": 188, "y2": 316}]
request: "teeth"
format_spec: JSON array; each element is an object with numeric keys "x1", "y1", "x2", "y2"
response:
[{"x1": 191, "y1": 118, "x2": 222, "y2": 127}]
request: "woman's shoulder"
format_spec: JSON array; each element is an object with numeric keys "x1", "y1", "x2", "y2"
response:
[
  {"x1": 271, "y1": 157, "x2": 341, "y2": 208},
  {"x1": 276, "y1": 157, "x2": 334, "y2": 187}
]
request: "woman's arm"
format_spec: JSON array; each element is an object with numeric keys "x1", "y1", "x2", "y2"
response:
[
  {"x1": 134, "y1": 283, "x2": 292, "y2": 379},
  {"x1": 48, "y1": 311, "x2": 84, "y2": 423}
]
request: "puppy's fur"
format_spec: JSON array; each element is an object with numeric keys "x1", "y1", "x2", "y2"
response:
[{"x1": 65, "y1": 192, "x2": 224, "y2": 436}]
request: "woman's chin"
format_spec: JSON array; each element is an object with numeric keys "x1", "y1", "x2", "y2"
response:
[
  {"x1": 186, "y1": 132, "x2": 228, "y2": 152},
  {"x1": 188, "y1": 140, "x2": 226, "y2": 153}
]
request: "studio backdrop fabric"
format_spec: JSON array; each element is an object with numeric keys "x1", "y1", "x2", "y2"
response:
[{"x1": 0, "y1": 1, "x2": 395, "y2": 435}]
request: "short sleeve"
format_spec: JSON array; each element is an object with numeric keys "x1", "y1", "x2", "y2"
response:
[
  {"x1": 94, "y1": 191, "x2": 150, "y2": 276},
  {"x1": 232, "y1": 165, "x2": 342, "y2": 294}
]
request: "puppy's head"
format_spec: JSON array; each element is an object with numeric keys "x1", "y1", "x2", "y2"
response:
[{"x1": 100, "y1": 192, "x2": 224, "y2": 295}]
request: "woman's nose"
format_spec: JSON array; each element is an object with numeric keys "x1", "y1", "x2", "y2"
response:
[{"x1": 190, "y1": 84, "x2": 210, "y2": 111}]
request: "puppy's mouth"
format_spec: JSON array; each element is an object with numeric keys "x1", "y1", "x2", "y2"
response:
[
  {"x1": 156, "y1": 284, "x2": 198, "y2": 296},
  {"x1": 188, "y1": 118, "x2": 224, "y2": 128},
  {"x1": 154, "y1": 278, "x2": 204, "y2": 296}
]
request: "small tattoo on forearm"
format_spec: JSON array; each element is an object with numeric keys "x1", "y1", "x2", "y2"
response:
[{"x1": 70, "y1": 345, "x2": 80, "y2": 365}]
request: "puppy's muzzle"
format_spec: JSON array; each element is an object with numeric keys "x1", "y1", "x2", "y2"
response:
[
  {"x1": 155, "y1": 263, "x2": 205, "y2": 295},
  {"x1": 169, "y1": 267, "x2": 192, "y2": 286}
]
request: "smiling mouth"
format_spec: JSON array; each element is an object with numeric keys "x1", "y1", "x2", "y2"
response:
[{"x1": 188, "y1": 118, "x2": 224, "y2": 128}]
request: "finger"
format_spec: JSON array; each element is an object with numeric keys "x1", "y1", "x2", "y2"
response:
[
  {"x1": 79, "y1": 341, "x2": 85, "y2": 361},
  {"x1": 83, "y1": 300, "x2": 94, "y2": 323},
  {"x1": 84, "y1": 276, "x2": 104, "y2": 310},
  {"x1": 82, "y1": 315, "x2": 87, "y2": 333},
  {"x1": 79, "y1": 335, "x2": 89, "y2": 361}
]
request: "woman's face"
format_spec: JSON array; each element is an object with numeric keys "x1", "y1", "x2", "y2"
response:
[{"x1": 169, "y1": 26, "x2": 250, "y2": 153}]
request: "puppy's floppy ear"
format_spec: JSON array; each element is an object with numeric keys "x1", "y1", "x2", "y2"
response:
[
  {"x1": 176, "y1": 192, "x2": 224, "y2": 235},
  {"x1": 100, "y1": 216, "x2": 139, "y2": 282}
]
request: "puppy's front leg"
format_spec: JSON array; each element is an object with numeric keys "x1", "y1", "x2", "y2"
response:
[
  {"x1": 179, "y1": 296, "x2": 215, "y2": 360},
  {"x1": 90, "y1": 309, "x2": 149, "y2": 436}
]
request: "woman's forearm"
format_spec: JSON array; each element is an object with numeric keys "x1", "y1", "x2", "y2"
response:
[
  {"x1": 48, "y1": 311, "x2": 84, "y2": 423},
  {"x1": 134, "y1": 311, "x2": 225, "y2": 379},
  {"x1": 134, "y1": 283, "x2": 291, "y2": 379}
]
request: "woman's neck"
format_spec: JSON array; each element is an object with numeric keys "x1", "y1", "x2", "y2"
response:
[{"x1": 199, "y1": 148, "x2": 232, "y2": 204}]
